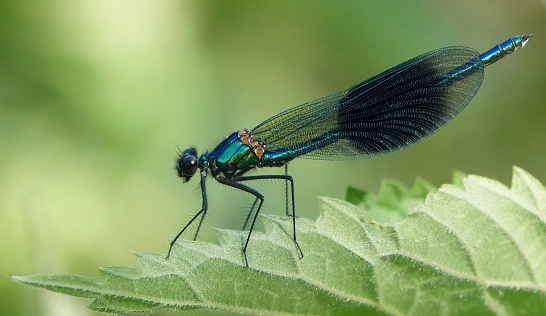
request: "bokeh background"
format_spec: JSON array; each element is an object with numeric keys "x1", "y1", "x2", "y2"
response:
[{"x1": 1, "y1": 1, "x2": 544, "y2": 315}]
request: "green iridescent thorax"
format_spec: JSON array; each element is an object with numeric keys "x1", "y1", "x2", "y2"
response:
[
  {"x1": 207, "y1": 132, "x2": 261, "y2": 178},
  {"x1": 205, "y1": 131, "x2": 297, "y2": 178}
]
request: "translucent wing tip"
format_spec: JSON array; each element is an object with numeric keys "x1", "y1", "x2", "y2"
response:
[{"x1": 521, "y1": 33, "x2": 533, "y2": 47}]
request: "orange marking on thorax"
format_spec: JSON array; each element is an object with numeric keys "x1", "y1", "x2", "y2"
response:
[
  {"x1": 250, "y1": 140, "x2": 265, "y2": 159},
  {"x1": 238, "y1": 130, "x2": 252, "y2": 144},
  {"x1": 238, "y1": 129, "x2": 265, "y2": 159},
  {"x1": 254, "y1": 146, "x2": 264, "y2": 159}
]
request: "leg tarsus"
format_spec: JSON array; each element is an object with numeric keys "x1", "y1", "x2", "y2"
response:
[
  {"x1": 242, "y1": 197, "x2": 264, "y2": 268},
  {"x1": 242, "y1": 197, "x2": 259, "y2": 231},
  {"x1": 167, "y1": 170, "x2": 208, "y2": 259},
  {"x1": 166, "y1": 208, "x2": 204, "y2": 259},
  {"x1": 233, "y1": 171, "x2": 304, "y2": 264},
  {"x1": 216, "y1": 176, "x2": 264, "y2": 268}
]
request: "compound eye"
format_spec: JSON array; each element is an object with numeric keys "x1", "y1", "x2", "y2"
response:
[
  {"x1": 175, "y1": 147, "x2": 198, "y2": 182},
  {"x1": 181, "y1": 155, "x2": 198, "y2": 176},
  {"x1": 183, "y1": 148, "x2": 198, "y2": 158}
]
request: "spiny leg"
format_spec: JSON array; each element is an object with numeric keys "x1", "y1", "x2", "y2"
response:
[
  {"x1": 283, "y1": 166, "x2": 299, "y2": 219},
  {"x1": 239, "y1": 168, "x2": 294, "y2": 220},
  {"x1": 282, "y1": 169, "x2": 302, "y2": 259},
  {"x1": 285, "y1": 165, "x2": 290, "y2": 216},
  {"x1": 234, "y1": 173, "x2": 303, "y2": 260},
  {"x1": 166, "y1": 170, "x2": 208, "y2": 259},
  {"x1": 242, "y1": 197, "x2": 260, "y2": 231},
  {"x1": 216, "y1": 176, "x2": 264, "y2": 267}
]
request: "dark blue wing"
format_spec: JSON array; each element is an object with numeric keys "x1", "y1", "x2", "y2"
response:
[{"x1": 251, "y1": 46, "x2": 484, "y2": 160}]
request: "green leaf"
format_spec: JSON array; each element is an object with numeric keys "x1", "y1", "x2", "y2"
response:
[
  {"x1": 451, "y1": 169, "x2": 467, "y2": 188},
  {"x1": 12, "y1": 167, "x2": 546, "y2": 315},
  {"x1": 346, "y1": 177, "x2": 436, "y2": 224},
  {"x1": 346, "y1": 186, "x2": 367, "y2": 205}
]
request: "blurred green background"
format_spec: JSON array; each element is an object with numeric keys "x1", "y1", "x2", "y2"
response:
[{"x1": 1, "y1": 1, "x2": 544, "y2": 315}]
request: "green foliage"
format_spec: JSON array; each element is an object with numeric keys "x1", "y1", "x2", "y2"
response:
[
  {"x1": 12, "y1": 167, "x2": 546, "y2": 315},
  {"x1": 346, "y1": 177, "x2": 436, "y2": 223}
]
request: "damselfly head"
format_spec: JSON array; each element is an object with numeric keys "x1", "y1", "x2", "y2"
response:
[{"x1": 176, "y1": 148, "x2": 198, "y2": 182}]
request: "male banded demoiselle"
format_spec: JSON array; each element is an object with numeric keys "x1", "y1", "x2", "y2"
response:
[{"x1": 169, "y1": 34, "x2": 533, "y2": 267}]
